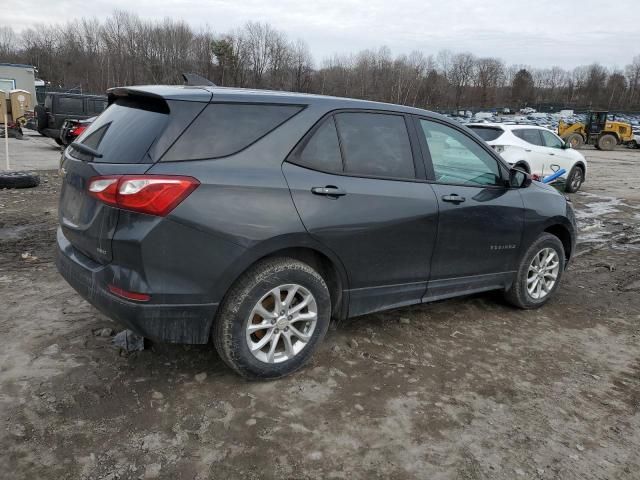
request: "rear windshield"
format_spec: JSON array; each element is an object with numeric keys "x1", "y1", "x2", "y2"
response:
[
  {"x1": 163, "y1": 103, "x2": 303, "y2": 161},
  {"x1": 468, "y1": 126, "x2": 504, "y2": 141},
  {"x1": 70, "y1": 99, "x2": 169, "y2": 163}
]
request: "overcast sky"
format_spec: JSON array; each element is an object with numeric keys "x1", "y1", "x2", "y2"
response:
[{"x1": 5, "y1": 0, "x2": 639, "y2": 69}]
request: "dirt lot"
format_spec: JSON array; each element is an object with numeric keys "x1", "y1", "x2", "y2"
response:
[{"x1": 1, "y1": 147, "x2": 639, "y2": 480}]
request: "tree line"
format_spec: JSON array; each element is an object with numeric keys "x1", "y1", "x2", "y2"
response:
[{"x1": 1, "y1": 10, "x2": 639, "y2": 112}]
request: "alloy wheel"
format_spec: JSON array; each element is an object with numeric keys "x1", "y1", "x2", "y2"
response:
[
  {"x1": 526, "y1": 248, "x2": 560, "y2": 300},
  {"x1": 571, "y1": 169, "x2": 582, "y2": 191},
  {"x1": 245, "y1": 284, "x2": 318, "y2": 364}
]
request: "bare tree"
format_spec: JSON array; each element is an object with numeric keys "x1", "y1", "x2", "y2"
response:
[{"x1": 2, "y1": 12, "x2": 640, "y2": 112}]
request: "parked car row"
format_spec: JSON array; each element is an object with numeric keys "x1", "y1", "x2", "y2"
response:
[{"x1": 448, "y1": 111, "x2": 640, "y2": 138}]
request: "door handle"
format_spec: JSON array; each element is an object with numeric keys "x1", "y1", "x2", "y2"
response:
[
  {"x1": 442, "y1": 194, "x2": 466, "y2": 204},
  {"x1": 311, "y1": 186, "x2": 346, "y2": 197},
  {"x1": 549, "y1": 152, "x2": 555, "y2": 156},
  {"x1": 525, "y1": 149, "x2": 532, "y2": 152}
]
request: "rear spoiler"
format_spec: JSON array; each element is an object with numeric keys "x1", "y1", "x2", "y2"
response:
[{"x1": 106, "y1": 85, "x2": 213, "y2": 107}]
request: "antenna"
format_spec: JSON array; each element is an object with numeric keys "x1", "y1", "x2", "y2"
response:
[{"x1": 181, "y1": 73, "x2": 216, "y2": 87}]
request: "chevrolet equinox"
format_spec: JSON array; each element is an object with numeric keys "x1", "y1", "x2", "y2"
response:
[{"x1": 56, "y1": 86, "x2": 577, "y2": 379}]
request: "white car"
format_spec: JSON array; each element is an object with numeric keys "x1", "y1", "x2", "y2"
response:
[{"x1": 468, "y1": 123, "x2": 587, "y2": 193}]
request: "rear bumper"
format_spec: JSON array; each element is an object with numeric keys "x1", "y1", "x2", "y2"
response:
[{"x1": 56, "y1": 228, "x2": 218, "y2": 344}]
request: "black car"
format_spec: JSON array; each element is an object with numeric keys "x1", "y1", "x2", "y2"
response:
[
  {"x1": 35, "y1": 92, "x2": 106, "y2": 145},
  {"x1": 56, "y1": 86, "x2": 577, "y2": 379},
  {"x1": 59, "y1": 116, "x2": 96, "y2": 146}
]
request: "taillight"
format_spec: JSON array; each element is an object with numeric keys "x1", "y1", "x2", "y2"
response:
[
  {"x1": 87, "y1": 175, "x2": 199, "y2": 216},
  {"x1": 70, "y1": 124, "x2": 88, "y2": 137}
]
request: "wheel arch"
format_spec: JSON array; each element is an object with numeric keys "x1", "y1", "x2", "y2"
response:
[
  {"x1": 573, "y1": 160, "x2": 586, "y2": 179},
  {"x1": 543, "y1": 223, "x2": 573, "y2": 262},
  {"x1": 213, "y1": 235, "x2": 350, "y2": 327}
]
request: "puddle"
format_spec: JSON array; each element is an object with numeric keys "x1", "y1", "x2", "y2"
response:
[
  {"x1": 575, "y1": 192, "x2": 626, "y2": 220},
  {"x1": 575, "y1": 192, "x2": 632, "y2": 246}
]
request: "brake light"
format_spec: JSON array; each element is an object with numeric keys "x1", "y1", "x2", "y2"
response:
[
  {"x1": 87, "y1": 175, "x2": 199, "y2": 216},
  {"x1": 70, "y1": 124, "x2": 88, "y2": 137}
]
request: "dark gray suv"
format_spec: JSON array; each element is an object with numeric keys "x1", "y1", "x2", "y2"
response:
[{"x1": 56, "y1": 86, "x2": 577, "y2": 379}]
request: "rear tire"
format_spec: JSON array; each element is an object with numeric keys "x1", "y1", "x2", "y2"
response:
[
  {"x1": 565, "y1": 133, "x2": 583, "y2": 149},
  {"x1": 34, "y1": 105, "x2": 47, "y2": 131},
  {"x1": 564, "y1": 165, "x2": 584, "y2": 193},
  {"x1": 54, "y1": 137, "x2": 63, "y2": 146},
  {"x1": 213, "y1": 257, "x2": 331, "y2": 379},
  {"x1": 597, "y1": 134, "x2": 616, "y2": 151},
  {"x1": 504, "y1": 233, "x2": 565, "y2": 309},
  {"x1": 0, "y1": 171, "x2": 40, "y2": 189}
]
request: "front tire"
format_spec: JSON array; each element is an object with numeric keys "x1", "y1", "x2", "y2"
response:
[
  {"x1": 565, "y1": 165, "x2": 584, "y2": 193},
  {"x1": 213, "y1": 257, "x2": 331, "y2": 379},
  {"x1": 505, "y1": 233, "x2": 565, "y2": 309}
]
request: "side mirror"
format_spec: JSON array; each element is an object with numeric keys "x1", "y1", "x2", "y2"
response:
[
  {"x1": 509, "y1": 168, "x2": 532, "y2": 188},
  {"x1": 562, "y1": 141, "x2": 571, "y2": 149}
]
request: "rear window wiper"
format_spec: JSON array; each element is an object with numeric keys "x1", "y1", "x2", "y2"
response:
[{"x1": 70, "y1": 142, "x2": 103, "y2": 158}]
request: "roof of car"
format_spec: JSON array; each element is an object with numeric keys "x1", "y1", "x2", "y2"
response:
[{"x1": 108, "y1": 84, "x2": 447, "y2": 119}]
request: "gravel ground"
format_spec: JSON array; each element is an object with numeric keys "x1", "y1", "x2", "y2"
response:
[
  {"x1": 0, "y1": 129, "x2": 62, "y2": 171},
  {"x1": 1, "y1": 147, "x2": 639, "y2": 480}
]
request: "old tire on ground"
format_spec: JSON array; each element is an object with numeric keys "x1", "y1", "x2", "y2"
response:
[
  {"x1": 565, "y1": 133, "x2": 583, "y2": 149},
  {"x1": 0, "y1": 171, "x2": 40, "y2": 189},
  {"x1": 212, "y1": 257, "x2": 331, "y2": 380},
  {"x1": 597, "y1": 134, "x2": 616, "y2": 151},
  {"x1": 565, "y1": 165, "x2": 584, "y2": 193},
  {"x1": 504, "y1": 233, "x2": 565, "y2": 309}
]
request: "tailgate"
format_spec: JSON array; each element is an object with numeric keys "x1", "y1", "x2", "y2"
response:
[
  {"x1": 59, "y1": 156, "x2": 121, "y2": 263},
  {"x1": 58, "y1": 95, "x2": 176, "y2": 264}
]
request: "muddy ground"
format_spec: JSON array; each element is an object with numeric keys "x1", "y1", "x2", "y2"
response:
[{"x1": 1, "y1": 148, "x2": 639, "y2": 480}]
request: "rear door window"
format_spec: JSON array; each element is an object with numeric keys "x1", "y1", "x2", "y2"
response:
[
  {"x1": 70, "y1": 100, "x2": 169, "y2": 163},
  {"x1": 540, "y1": 130, "x2": 564, "y2": 149},
  {"x1": 513, "y1": 128, "x2": 543, "y2": 146},
  {"x1": 57, "y1": 97, "x2": 84, "y2": 114},
  {"x1": 294, "y1": 116, "x2": 343, "y2": 172},
  {"x1": 163, "y1": 103, "x2": 303, "y2": 161},
  {"x1": 468, "y1": 126, "x2": 504, "y2": 141},
  {"x1": 334, "y1": 112, "x2": 415, "y2": 179}
]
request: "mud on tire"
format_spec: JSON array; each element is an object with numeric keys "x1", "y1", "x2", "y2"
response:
[{"x1": 212, "y1": 257, "x2": 331, "y2": 380}]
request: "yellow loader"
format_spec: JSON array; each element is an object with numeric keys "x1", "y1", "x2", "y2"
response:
[{"x1": 558, "y1": 111, "x2": 634, "y2": 150}]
